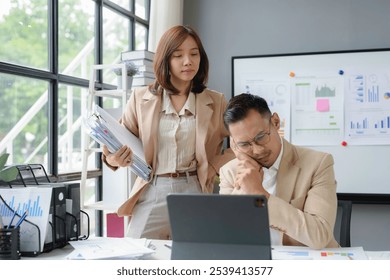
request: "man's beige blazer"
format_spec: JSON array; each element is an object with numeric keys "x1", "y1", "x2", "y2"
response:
[{"x1": 219, "y1": 138, "x2": 339, "y2": 249}]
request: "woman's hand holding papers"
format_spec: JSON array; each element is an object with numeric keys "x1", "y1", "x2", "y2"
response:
[{"x1": 103, "y1": 145, "x2": 133, "y2": 168}]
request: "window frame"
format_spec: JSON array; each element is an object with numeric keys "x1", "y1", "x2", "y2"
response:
[{"x1": 0, "y1": 0, "x2": 150, "y2": 236}]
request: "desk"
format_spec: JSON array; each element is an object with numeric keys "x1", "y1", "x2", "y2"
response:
[
  {"x1": 23, "y1": 239, "x2": 172, "y2": 260},
  {"x1": 23, "y1": 239, "x2": 390, "y2": 260}
]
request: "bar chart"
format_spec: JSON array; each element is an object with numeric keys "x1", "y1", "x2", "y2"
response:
[{"x1": 0, "y1": 194, "x2": 44, "y2": 217}]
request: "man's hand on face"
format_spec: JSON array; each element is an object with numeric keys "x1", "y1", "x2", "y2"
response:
[{"x1": 234, "y1": 152, "x2": 270, "y2": 198}]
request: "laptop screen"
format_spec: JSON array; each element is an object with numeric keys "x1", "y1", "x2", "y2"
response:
[{"x1": 167, "y1": 194, "x2": 271, "y2": 260}]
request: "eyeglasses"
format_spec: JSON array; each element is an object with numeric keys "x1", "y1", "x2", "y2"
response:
[{"x1": 232, "y1": 120, "x2": 272, "y2": 153}]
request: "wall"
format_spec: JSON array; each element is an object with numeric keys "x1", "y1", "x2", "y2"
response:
[{"x1": 183, "y1": 0, "x2": 390, "y2": 250}]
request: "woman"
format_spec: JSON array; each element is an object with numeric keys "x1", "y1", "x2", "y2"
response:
[{"x1": 102, "y1": 25, "x2": 233, "y2": 239}]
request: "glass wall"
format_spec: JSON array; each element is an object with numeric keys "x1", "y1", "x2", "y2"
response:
[
  {"x1": 0, "y1": 73, "x2": 49, "y2": 166},
  {"x1": 0, "y1": 0, "x2": 150, "y2": 236},
  {"x1": 0, "y1": 0, "x2": 49, "y2": 70},
  {"x1": 58, "y1": 0, "x2": 95, "y2": 80}
]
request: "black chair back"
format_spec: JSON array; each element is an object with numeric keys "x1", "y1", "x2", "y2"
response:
[{"x1": 334, "y1": 200, "x2": 352, "y2": 247}]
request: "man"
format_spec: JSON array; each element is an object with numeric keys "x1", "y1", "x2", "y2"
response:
[{"x1": 219, "y1": 93, "x2": 339, "y2": 249}]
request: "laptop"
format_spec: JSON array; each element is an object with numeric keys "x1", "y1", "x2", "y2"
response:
[{"x1": 167, "y1": 194, "x2": 271, "y2": 260}]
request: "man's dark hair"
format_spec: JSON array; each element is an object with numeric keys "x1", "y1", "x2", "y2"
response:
[{"x1": 224, "y1": 93, "x2": 272, "y2": 130}]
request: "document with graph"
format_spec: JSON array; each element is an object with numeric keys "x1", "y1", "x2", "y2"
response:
[
  {"x1": 0, "y1": 186, "x2": 52, "y2": 252},
  {"x1": 272, "y1": 245, "x2": 368, "y2": 260},
  {"x1": 83, "y1": 105, "x2": 152, "y2": 181}
]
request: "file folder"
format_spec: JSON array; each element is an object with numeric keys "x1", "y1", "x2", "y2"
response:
[{"x1": 84, "y1": 105, "x2": 152, "y2": 181}]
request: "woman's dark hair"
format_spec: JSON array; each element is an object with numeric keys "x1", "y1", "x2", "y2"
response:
[
  {"x1": 150, "y1": 25, "x2": 209, "y2": 94},
  {"x1": 224, "y1": 93, "x2": 272, "y2": 130}
]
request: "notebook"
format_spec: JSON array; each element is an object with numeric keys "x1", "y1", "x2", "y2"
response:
[{"x1": 167, "y1": 194, "x2": 271, "y2": 260}]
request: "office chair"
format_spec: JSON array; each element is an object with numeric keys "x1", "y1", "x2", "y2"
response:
[{"x1": 334, "y1": 200, "x2": 352, "y2": 247}]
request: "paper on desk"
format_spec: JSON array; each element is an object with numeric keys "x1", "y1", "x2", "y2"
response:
[
  {"x1": 272, "y1": 246, "x2": 368, "y2": 260},
  {"x1": 67, "y1": 237, "x2": 155, "y2": 260},
  {"x1": 365, "y1": 251, "x2": 390, "y2": 260}
]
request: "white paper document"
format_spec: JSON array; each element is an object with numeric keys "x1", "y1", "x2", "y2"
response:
[
  {"x1": 272, "y1": 246, "x2": 368, "y2": 260},
  {"x1": 84, "y1": 105, "x2": 152, "y2": 181},
  {"x1": 0, "y1": 186, "x2": 52, "y2": 252},
  {"x1": 67, "y1": 237, "x2": 155, "y2": 260},
  {"x1": 365, "y1": 251, "x2": 390, "y2": 260}
]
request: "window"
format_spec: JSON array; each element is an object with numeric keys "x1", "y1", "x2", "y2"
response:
[
  {"x1": 58, "y1": 0, "x2": 95, "y2": 80},
  {"x1": 0, "y1": 74, "x2": 49, "y2": 166},
  {"x1": 0, "y1": 0, "x2": 150, "y2": 236},
  {"x1": 103, "y1": 7, "x2": 129, "y2": 66},
  {"x1": 58, "y1": 84, "x2": 91, "y2": 173},
  {"x1": 0, "y1": 0, "x2": 49, "y2": 70}
]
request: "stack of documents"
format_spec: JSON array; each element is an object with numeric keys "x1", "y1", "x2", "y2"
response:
[
  {"x1": 121, "y1": 50, "x2": 155, "y2": 87},
  {"x1": 67, "y1": 238, "x2": 155, "y2": 259},
  {"x1": 84, "y1": 105, "x2": 152, "y2": 181}
]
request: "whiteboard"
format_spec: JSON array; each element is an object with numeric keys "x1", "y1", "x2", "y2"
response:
[{"x1": 232, "y1": 49, "x2": 390, "y2": 195}]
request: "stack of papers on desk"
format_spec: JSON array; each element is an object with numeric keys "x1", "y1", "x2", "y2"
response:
[
  {"x1": 272, "y1": 246, "x2": 368, "y2": 260},
  {"x1": 67, "y1": 238, "x2": 155, "y2": 260},
  {"x1": 84, "y1": 105, "x2": 152, "y2": 181}
]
